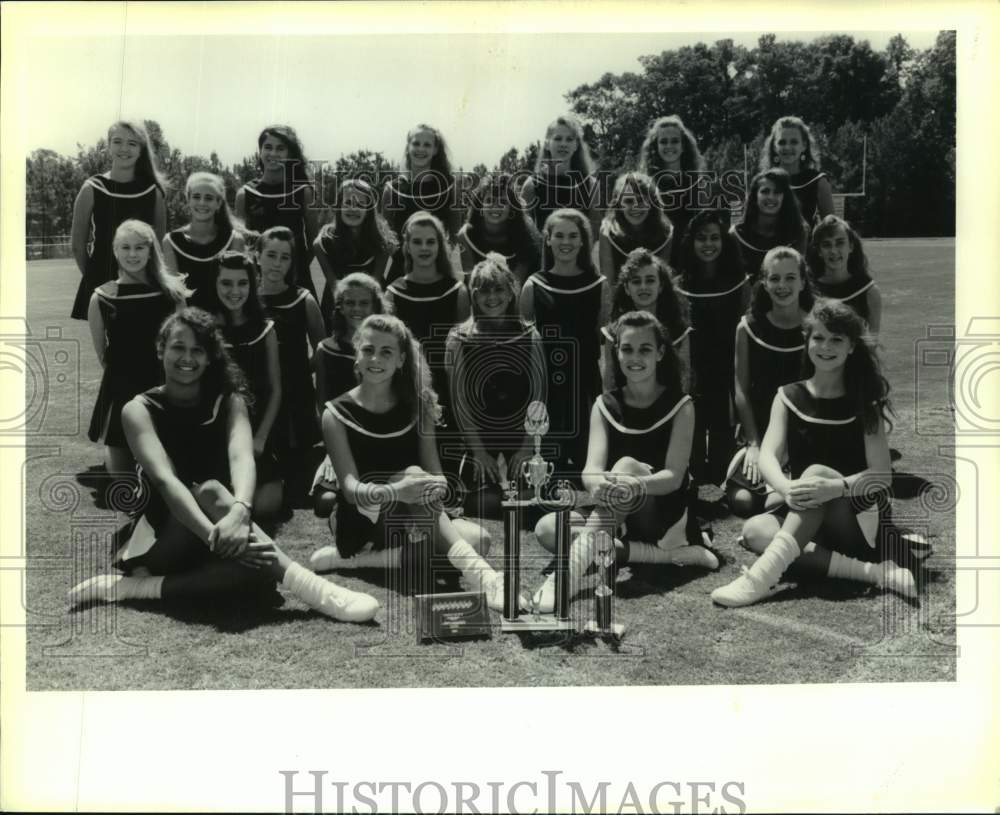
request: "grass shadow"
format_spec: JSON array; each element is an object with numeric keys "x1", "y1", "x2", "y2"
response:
[{"x1": 891, "y1": 470, "x2": 935, "y2": 499}]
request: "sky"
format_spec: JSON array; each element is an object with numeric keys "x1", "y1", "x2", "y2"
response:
[{"x1": 13, "y1": 17, "x2": 943, "y2": 172}]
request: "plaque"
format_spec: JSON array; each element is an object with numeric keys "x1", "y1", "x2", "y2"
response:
[{"x1": 414, "y1": 590, "x2": 493, "y2": 643}]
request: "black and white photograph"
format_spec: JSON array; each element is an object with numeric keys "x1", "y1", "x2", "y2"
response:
[{"x1": 2, "y1": 1, "x2": 996, "y2": 812}]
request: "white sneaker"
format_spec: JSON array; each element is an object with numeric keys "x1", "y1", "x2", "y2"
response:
[
  {"x1": 68, "y1": 574, "x2": 123, "y2": 605},
  {"x1": 531, "y1": 573, "x2": 556, "y2": 613},
  {"x1": 309, "y1": 545, "x2": 344, "y2": 572},
  {"x1": 878, "y1": 560, "x2": 918, "y2": 599},
  {"x1": 473, "y1": 569, "x2": 528, "y2": 613},
  {"x1": 711, "y1": 566, "x2": 783, "y2": 608},
  {"x1": 311, "y1": 581, "x2": 379, "y2": 623},
  {"x1": 666, "y1": 545, "x2": 720, "y2": 570}
]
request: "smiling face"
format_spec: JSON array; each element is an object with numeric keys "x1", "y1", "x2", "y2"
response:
[
  {"x1": 619, "y1": 191, "x2": 651, "y2": 227},
  {"x1": 405, "y1": 224, "x2": 440, "y2": 270},
  {"x1": 216, "y1": 266, "x2": 251, "y2": 315},
  {"x1": 472, "y1": 280, "x2": 513, "y2": 318},
  {"x1": 807, "y1": 322, "x2": 853, "y2": 372},
  {"x1": 259, "y1": 134, "x2": 290, "y2": 173},
  {"x1": 624, "y1": 264, "x2": 662, "y2": 310},
  {"x1": 756, "y1": 180, "x2": 784, "y2": 217},
  {"x1": 108, "y1": 126, "x2": 142, "y2": 171},
  {"x1": 545, "y1": 124, "x2": 578, "y2": 163},
  {"x1": 407, "y1": 129, "x2": 438, "y2": 171},
  {"x1": 763, "y1": 257, "x2": 803, "y2": 308},
  {"x1": 340, "y1": 284, "x2": 375, "y2": 331},
  {"x1": 339, "y1": 186, "x2": 372, "y2": 229},
  {"x1": 775, "y1": 126, "x2": 805, "y2": 170},
  {"x1": 546, "y1": 216, "x2": 583, "y2": 263},
  {"x1": 258, "y1": 237, "x2": 293, "y2": 287},
  {"x1": 617, "y1": 325, "x2": 664, "y2": 384},
  {"x1": 187, "y1": 182, "x2": 224, "y2": 224},
  {"x1": 817, "y1": 224, "x2": 853, "y2": 276},
  {"x1": 656, "y1": 125, "x2": 684, "y2": 169},
  {"x1": 480, "y1": 190, "x2": 511, "y2": 227},
  {"x1": 113, "y1": 230, "x2": 151, "y2": 281},
  {"x1": 356, "y1": 327, "x2": 404, "y2": 385},
  {"x1": 159, "y1": 323, "x2": 209, "y2": 386},
  {"x1": 692, "y1": 222, "x2": 723, "y2": 264}
]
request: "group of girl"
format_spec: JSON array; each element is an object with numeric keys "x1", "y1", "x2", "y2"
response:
[{"x1": 68, "y1": 112, "x2": 912, "y2": 622}]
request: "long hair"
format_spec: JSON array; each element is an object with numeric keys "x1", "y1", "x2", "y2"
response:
[
  {"x1": 156, "y1": 307, "x2": 249, "y2": 402},
  {"x1": 535, "y1": 115, "x2": 595, "y2": 177},
  {"x1": 257, "y1": 124, "x2": 312, "y2": 181},
  {"x1": 401, "y1": 212, "x2": 457, "y2": 280},
  {"x1": 806, "y1": 215, "x2": 871, "y2": 280},
  {"x1": 354, "y1": 314, "x2": 441, "y2": 424},
  {"x1": 256, "y1": 225, "x2": 298, "y2": 286},
  {"x1": 541, "y1": 208, "x2": 597, "y2": 275},
  {"x1": 112, "y1": 219, "x2": 190, "y2": 305},
  {"x1": 749, "y1": 246, "x2": 815, "y2": 320},
  {"x1": 612, "y1": 248, "x2": 689, "y2": 339},
  {"x1": 602, "y1": 172, "x2": 673, "y2": 247},
  {"x1": 319, "y1": 178, "x2": 398, "y2": 269},
  {"x1": 184, "y1": 171, "x2": 245, "y2": 237},
  {"x1": 330, "y1": 272, "x2": 388, "y2": 344},
  {"x1": 206, "y1": 251, "x2": 266, "y2": 329},
  {"x1": 464, "y1": 173, "x2": 541, "y2": 268},
  {"x1": 637, "y1": 115, "x2": 706, "y2": 175},
  {"x1": 463, "y1": 253, "x2": 524, "y2": 325},
  {"x1": 404, "y1": 123, "x2": 455, "y2": 179},
  {"x1": 741, "y1": 168, "x2": 807, "y2": 248},
  {"x1": 608, "y1": 310, "x2": 684, "y2": 392},
  {"x1": 108, "y1": 120, "x2": 168, "y2": 194},
  {"x1": 675, "y1": 209, "x2": 743, "y2": 289},
  {"x1": 761, "y1": 116, "x2": 821, "y2": 172},
  {"x1": 801, "y1": 300, "x2": 893, "y2": 433}
]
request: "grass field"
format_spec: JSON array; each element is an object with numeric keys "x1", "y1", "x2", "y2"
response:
[{"x1": 23, "y1": 240, "x2": 957, "y2": 689}]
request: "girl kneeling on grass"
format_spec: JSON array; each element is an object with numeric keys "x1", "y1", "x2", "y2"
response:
[
  {"x1": 69, "y1": 308, "x2": 379, "y2": 623},
  {"x1": 310, "y1": 314, "x2": 519, "y2": 611},
  {"x1": 711, "y1": 300, "x2": 916, "y2": 608},
  {"x1": 532, "y1": 311, "x2": 719, "y2": 612}
]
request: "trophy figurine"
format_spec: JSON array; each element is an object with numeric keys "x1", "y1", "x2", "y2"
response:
[
  {"x1": 500, "y1": 401, "x2": 575, "y2": 633},
  {"x1": 584, "y1": 530, "x2": 625, "y2": 639}
]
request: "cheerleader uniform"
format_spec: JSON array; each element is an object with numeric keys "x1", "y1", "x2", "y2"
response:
[
  {"x1": 240, "y1": 177, "x2": 315, "y2": 297},
  {"x1": 675, "y1": 272, "x2": 749, "y2": 484},
  {"x1": 776, "y1": 381, "x2": 889, "y2": 560},
  {"x1": 596, "y1": 386, "x2": 693, "y2": 546},
  {"x1": 731, "y1": 221, "x2": 808, "y2": 281},
  {"x1": 725, "y1": 313, "x2": 804, "y2": 494},
  {"x1": 386, "y1": 276, "x2": 464, "y2": 429},
  {"x1": 259, "y1": 287, "x2": 320, "y2": 453},
  {"x1": 450, "y1": 323, "x2": 542, "y2": 481},
  {"x1": 600, "y1": 223, "x2": 672, "y2": 285},
  {"x1": 527, "y1": 170, "x2": 597, "y2": 232},
  {"x1": 326, "y1": 393, "x2": 422, "y2": 558},
  {"x1": 87, "y1": 282, "x2": 173, "y2": 447},
  {"x1": 222, "y1": 318, "x2": 281, "y2": 484},
  {"x1": 789, "y1": 170, "x2": 827, "y2": 226},
  {"x1": 653, "y1": 171, "x2": 702, "y2": 265},
  {"x1": 71, "y1": 175, "x2": 158, "y2": 320},
  {"x1": 114, "y1": 387, "x2": 233, "y2": 574},
  {"x1": 164, "y1": 226, "x2": 237, "y2": 312},
  {"x1": 382, "y1": 174, "x2": 459, "y2": 284},
  {"x1": 314, "y1": 228, "x2": 385, "y2": 325},
  {"x1": 811, "y1": 274, "x2": 875, "y2": 327},
  {"x1": 455, "y1": 223, "x2": 540, "y2": 282},
  {"x1": 524, "y1": 269, "x2": 605, "y2": 473},
  {"x1": 310, "y1": 337, "x2": 358, "y2": 496}
]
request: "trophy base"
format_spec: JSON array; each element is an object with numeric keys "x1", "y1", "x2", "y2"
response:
[
  {"x1": 501, "y1": 615, "x2": 575, "y2": 633},
  {"x1": 584, "y1": 620, "x2": 626, "y2": 639}
]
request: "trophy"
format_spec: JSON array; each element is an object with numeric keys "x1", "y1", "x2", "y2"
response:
[
  {"x1": 584, "y1": 530, "x2": 625, "y2": 639},
  {"x1": 500, "y1": 401, "x2": 575, "y2": 633}
]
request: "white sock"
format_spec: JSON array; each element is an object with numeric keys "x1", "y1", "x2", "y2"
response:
[
  {"x1": 281, "y1": 562, "x2": 336, "y2": 608},
  {"x1": 568, "y1": 528, "x2": 603, "y2": 586},
  {"x1": 626, "y1": 541, "x2": 676, "y2": 564},
  {"x1": 827, "y1": 552, "x2": 879, "y2": 584},
  {"x1": 747, "y1": 530, "x2": 800, "y2": 586},
  {"x1": 447, "y1": 540, "x2": 495, "y2": 589},
  {"x1": 68, "y1": 574, "x2": 163, "y2": 605},
  {"x1": 311, "y1": 545, "x2": 401, "y2": 571},
  {"x1": 281, "y1": 562, "x2": 379, "y2": 622}
]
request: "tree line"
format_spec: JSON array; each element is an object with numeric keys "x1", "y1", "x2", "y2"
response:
[{"x1": 26, "y1": 31, "x2": 954, "y2": 249}]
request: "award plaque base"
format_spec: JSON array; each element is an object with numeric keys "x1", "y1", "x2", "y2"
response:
[
  {"x1": 501, "y1": 615, "x2": 575, "y2": 633},
  {"x1": 414, "y1": 591, "x2": 493, "y2": 644},
  {"x1": 583, "y1": 620, "x2": 626, "y2": 639}
]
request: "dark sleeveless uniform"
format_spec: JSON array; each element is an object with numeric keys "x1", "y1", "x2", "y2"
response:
[
  {"x1": 222, "y1": 318, "x2": 281, "y2": 482},
  {"x1": 653, "y1": 171, "x2": 707, "y2": 265},
  {"x1": 315, "y1": 337, "x2": 357, "y2": 406},
  {"x1": 382, "y1": 174, "x2": 459, "y2": 285},
  {"x1": 240, "y1": 178, "x2": 315, "y2": 297},
  {"x1": 327, "y1": 394, "x2": 422, "y2": 557},
  {"x1": 526, "y1": 269, "x2": 605, "y2": 472},
  {"x1": 259, "y1": 286, "x2": 320, "y2": 452},
  {"x1": 528, "y1": 171, "x2": 597, "y2": 232},
  {"x1": 164, "y1": 226, "x2": 237, "y2": 312},
  {"x1": 789, "y1": 171, "x2": 827, "y2": 226},
  {"x1": 456, "y1": 223, "x2": 541, "y2": 281},
  {"x1": 71, "y1": 175, "x2": 158, "y2": 320},
  {"x1": 811, "y1": 274, "x2": 875, "y2": 327},
  {"x1": 87, "y1": 281, "x2": 173, "y2": 447},
  {"x1": 597, "y1": 387, "x2": 692, "y2": 541},
  {"x1": 741, "y1": 313, "x2": 805, "y2": 436},
  {"x1": 600, "y1": 222, "x2": 672, "y2": 285},
  {"x1": 386, "y1": 276, "x2": 464, "y2": 428}
]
